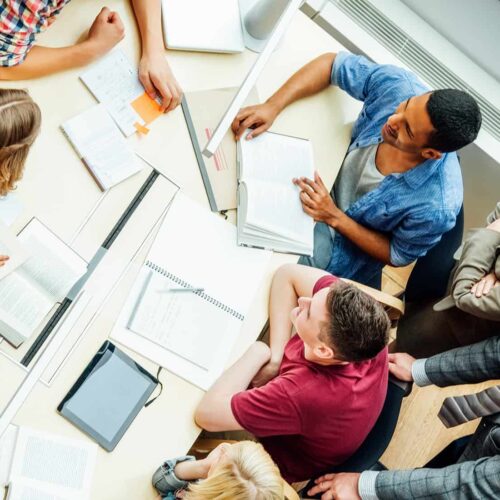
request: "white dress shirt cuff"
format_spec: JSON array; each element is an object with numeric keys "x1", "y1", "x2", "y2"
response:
[
  {"x1": 358, "y1": 471, "x2": 379, "y2": 500},
  {"x1": 411, "y1": 358, "x2": 431, "y2": 387}
]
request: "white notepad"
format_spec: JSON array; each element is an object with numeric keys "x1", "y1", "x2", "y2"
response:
[
  {"x1": 237, "y1": 131, "x2": 315, "y2": 255},
  {"x1": 111, "y1": 193, "x2": 272, "y2": 390},
  {"x1": 61, "y1": 105, "x2": 143, "y2": 190},
  {"x1": 1, "y1": 426, "x2": 97, "y2": 500},
  {"x1": 161, "y1": 0, "x2": 244, "y2": 54}
]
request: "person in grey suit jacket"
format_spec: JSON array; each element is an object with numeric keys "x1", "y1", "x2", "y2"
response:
[
  {"x1": 307, "y1": 335, "x2": 500, "y2": 499},
  {"x1": 393, "y1": 202, "x2": 500, "y2": 357}
]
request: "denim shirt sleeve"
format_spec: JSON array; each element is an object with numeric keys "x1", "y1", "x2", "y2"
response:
[
  {"x1": 330, "y1": 51, "x2": 427, "y2": 104},
  {"x1": 390, "y1": 209, "x2": 457, "y2": 267}
]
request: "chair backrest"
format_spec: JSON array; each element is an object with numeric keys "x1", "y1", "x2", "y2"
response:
[
  {"x1": 405, "y1": 205, "x2": 464, "y2": 302},
  {"x1": 343, "y1": 279, "x2": 405, "y2": 322},
  {"x1": 303, "y1": 377, "x2": 411, "y2": 497},
  {"x1": 326, "y1": 377, "x2": 409, "y2": 473}
]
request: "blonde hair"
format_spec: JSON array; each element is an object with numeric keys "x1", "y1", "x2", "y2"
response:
[
  {"x1": 184, "y1": 441, "x2": 284, "y2": 500},
  {"x1": 0, "y1": 89, "x2": 41, "y2": 196}
]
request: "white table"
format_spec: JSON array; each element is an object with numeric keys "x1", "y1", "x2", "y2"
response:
[{"x1": 0, "y1": 1, "x2": 361, "y2": 498}]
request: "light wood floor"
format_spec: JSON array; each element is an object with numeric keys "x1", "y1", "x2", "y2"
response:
[{"x1": 380, "y1": 265, "x2": 499, "y2": 469}]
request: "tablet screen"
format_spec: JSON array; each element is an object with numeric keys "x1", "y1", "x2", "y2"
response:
[{"x1": 58, "y1": 342, "x2": 158, "y2": 451}]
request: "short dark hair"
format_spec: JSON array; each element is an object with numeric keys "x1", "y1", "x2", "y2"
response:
[
  {"x1": 426, "y1": 89, "x2": 481, "y2": 152},
  {"x1": 321, "y1": 282, "x2": 390, "y2": 362}
]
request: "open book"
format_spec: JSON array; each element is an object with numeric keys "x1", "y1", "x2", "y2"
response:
[
  {"x1": 61, "y1": 104, "x2": 143, "y2": 190},
  {"x1": 237, "y1": 131, "x2": 314, "y2": 255},
  {"x1": 1, "y1": 425, "x2": 97, "y2": 500},
  {"x1": 0, "y1": 219, "x2": 87, "y2": 347}
]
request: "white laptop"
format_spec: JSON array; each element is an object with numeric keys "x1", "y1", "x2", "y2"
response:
[{"x1": 161, "y1": 0, "x2": 244, "y2": 54}]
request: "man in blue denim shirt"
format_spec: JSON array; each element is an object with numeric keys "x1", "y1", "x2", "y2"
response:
[{"x1": 232, "y1": 52, "x2": 481, "y2": 288}]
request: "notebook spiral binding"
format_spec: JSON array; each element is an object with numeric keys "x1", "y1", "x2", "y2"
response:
[{"x1": 145, "y1": 260, "x2": 244, "y2": 321}]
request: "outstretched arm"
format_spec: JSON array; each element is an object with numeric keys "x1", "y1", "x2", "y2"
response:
[
  {"x1": 130, "y1": 0, "x2": 182, "y2": 112},
  {"x1": 0, "y1": 7, "x2": 124, "y2": 80},
  {"x1": 232, "y1": 53, "x2": 336, "y2": 140}
]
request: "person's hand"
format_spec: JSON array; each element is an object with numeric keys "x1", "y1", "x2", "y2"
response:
[
  {"x1": 251, "y1": 359, "x2": 280, "y2": 388},
  {"x1": 85, "y1": 7, "x2": 125, "y2": 59},
  {"x1": 388, "y1": 352, "x2": 416, "y2": 382},
  {"x1": 308, "y1": 473, "x2": 361, "y2": 500},
  {"x1": 139, "y1": 51, "x2": 183, "y2": 113},
  {"x1": 471, "y1": 271, "x2": 500, "y2": 298},
  {"x1": 0, "y1": 255, "x2": 9, "y2": 267},
  {"x1": 487, "y1": 217, "x2": 500, "y2": 234},
  {"x1": 231, "y1": 102, "x2": 280, "y2": 141},
  {"x1": 292, "y1": 171, "x2": 339, "y2": 225}
]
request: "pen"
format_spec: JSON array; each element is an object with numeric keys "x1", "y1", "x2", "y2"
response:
[{"x1": 157, "y1": 287, "x2": 205, "y2": 293}]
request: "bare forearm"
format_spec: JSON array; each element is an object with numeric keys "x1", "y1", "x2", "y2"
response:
[
  {"x1": 267, "y1": 52, "x2": 336, "y2": 113},
  {"x1": 0, "y1": 44, "x2": 96, "y2": 80},
  {"x1": 332, "y1": 212, "x2": 392, "y2": 264},
  {"x1": 195, "y1": 342, "x2": 270, "y2": 430},
  {"x1": 268, "y1": 269, "x2": 298, "y2": 363},
  {"x1": 131, "y1": 0, "x2": 164, "y2": 55}
]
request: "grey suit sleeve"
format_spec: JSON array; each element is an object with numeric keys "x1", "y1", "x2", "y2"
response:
[
  {"x1": 451, "y1": 228, "x2": 500, "y2": 321},
  {"x1": 424, "y1": 336, "x2": 500, "y2": 387},
  {"x1": 374, "y1": 456, "x2": 500, "y2": 499}
]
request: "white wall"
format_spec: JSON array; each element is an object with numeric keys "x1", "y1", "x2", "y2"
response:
[{"x1": 400, "y1": 0, "x2": 500, "y2": 82}]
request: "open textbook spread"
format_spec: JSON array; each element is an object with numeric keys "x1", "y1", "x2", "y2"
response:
[
  {"x1": 111, "y1": 193, "x2": 272, "y2": 390},
  {"x1": 61, "y1": 104, "x2": 143, "y2": 190},
  {"x1": 183, "y1": 87, "x2": 259, "y2": 211},
  {"x1": 0, "y1": 219, "x2": 87, "y2": 347},
  {"x1": 237, "y1": 131, "x2": 314, "y2": 255},
  {"x1": 0, "y1": 425, "x2": 97, "y2": 500},
  {"x1": 80, "y1": 49, "x2": 162, "y2": 136}
]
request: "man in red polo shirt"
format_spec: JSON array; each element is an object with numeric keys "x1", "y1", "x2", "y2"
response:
[{"x1": 195, "y1": 264, "x2": 390, "y2": 483}]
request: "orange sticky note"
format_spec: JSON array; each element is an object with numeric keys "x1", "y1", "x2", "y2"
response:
[
  {"x1": 131, "y1": 92, "x2": 163, "y2": 125},
  {"x1": 134, "y1": 122, "x2": 150, "y2": 135}
]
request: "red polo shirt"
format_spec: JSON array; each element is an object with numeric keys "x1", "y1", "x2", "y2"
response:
[{"x1": 231, "y1": 275, "x2": 388, "y2": 482}]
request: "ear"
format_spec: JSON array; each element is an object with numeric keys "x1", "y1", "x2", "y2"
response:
[
  {"x1": 314, "y1": 343, "x2": 335, "y2": 360},
  {"x1": 421, "y1": 148, "x2": 442, "y2": 160}
]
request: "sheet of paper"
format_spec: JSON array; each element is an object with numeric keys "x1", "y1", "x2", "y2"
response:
[
  {"x1": 111, "y1": 192, "x2": 271, "y2": 389},
  {"x1": 7, "y1": 480, "x2": 71, "y2": 500},
  {"x1": 0, "y1": 425, "x2": 18, "y2": 487},
  {"x1": 62, "y1": 104, "x2": 143, "y2": 190},
  {"x1": 0, "y1": 194, "x2": 23, "y2": 227},
  {"x1": 80, "y1": 50, "x2": 161, "y2": 136},
  {"x1": 9, "y1": 427, "x2": 97, "y2": 500},
  {"x1": 0, "y1": 222, "x2": 30, "y2": 281},
  {"x1": 184, "y1": 87, "x2": 259, "y2": 211}
]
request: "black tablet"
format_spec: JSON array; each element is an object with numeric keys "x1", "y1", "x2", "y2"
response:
[{"x1": 58, "y1": 341, "x2": 158, "y2": 451}]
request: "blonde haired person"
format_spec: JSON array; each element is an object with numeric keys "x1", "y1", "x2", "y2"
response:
[
  {"x1": 0, "y1": 88, "x2": 41, "y2": 268},
  {"x1": 152, "y1": 441, "x2": 284, "y2": 499}
]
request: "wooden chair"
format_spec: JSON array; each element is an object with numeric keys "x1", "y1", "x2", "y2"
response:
[
  {"x1": 342, "y1": 278, "x2": 405, "y2": 324},
  {"x1": 190, "y1": 439, "x2": 300, "y2": 500}
]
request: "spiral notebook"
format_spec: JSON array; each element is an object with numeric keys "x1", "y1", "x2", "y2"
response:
[{"x1": 110, "y1": 193, "x2": 271, "y2": 390}]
